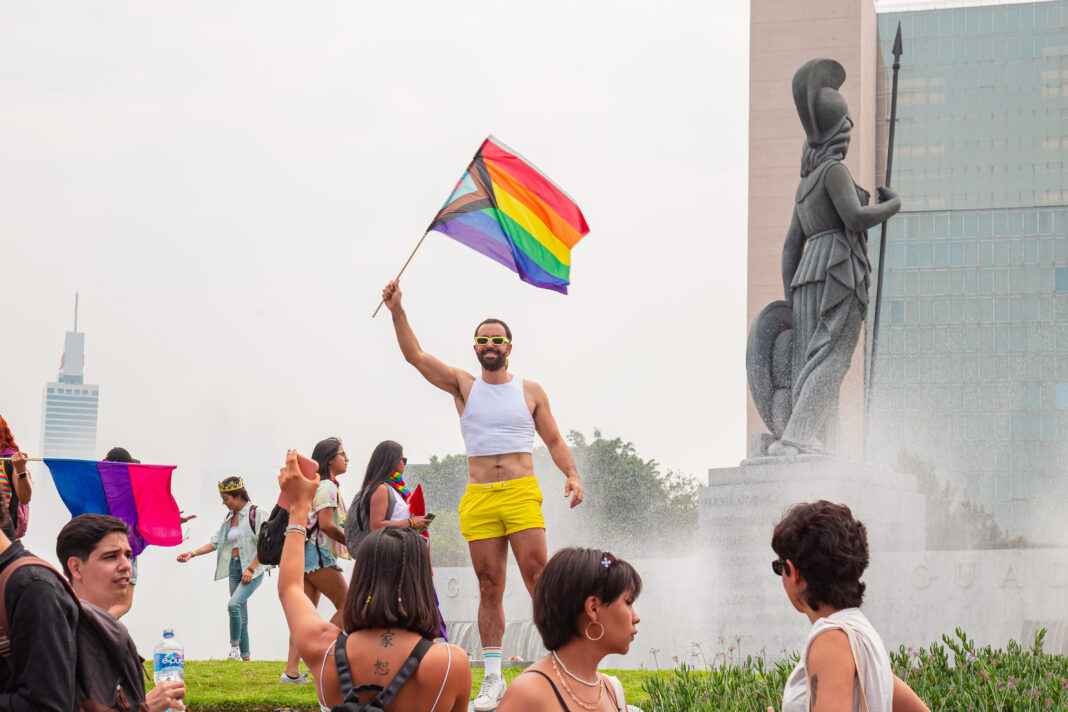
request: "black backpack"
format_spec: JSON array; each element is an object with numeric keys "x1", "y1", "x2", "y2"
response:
[
  {"x1": 0, "y1": 557, "x2": 149, "y2": 712},
  {"x1": 256, "y1": 504, "x2": 291, "y2": 566},
  {"x1": 330, "y1": 632, "x2": 432, "y2": 711}
]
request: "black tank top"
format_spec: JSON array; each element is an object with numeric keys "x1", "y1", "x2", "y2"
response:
[{"x1": 525, "y1": 670, "x2": 573, "y2": 711}]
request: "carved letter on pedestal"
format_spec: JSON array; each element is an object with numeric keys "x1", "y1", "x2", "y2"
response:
[
  {"x1": 1000, "y1": 565, "x2": 1023, "y2": 589},
  {"x1": 912, "y1": 565, "x2": 932, "y2": 589},
  {"x1": 954, "y1": 563, "x2": 975, "y2": 589}
]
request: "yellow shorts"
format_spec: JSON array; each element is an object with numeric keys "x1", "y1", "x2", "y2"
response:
[{"x1": 458, "y1": 476, "x2": 545, "y2": 542}]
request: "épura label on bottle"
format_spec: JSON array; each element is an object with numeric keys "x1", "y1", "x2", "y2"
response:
[{"x1": 154, "y1": 652, "x2": 184, "y2": 670}]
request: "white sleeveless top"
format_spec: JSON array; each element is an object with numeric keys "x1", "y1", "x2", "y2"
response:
[
  {"x1": 459, "y1": 377, "x2": 535, "y2": 456},
  {"x1": 387, "y1": 486, "x2": 412, "y2": 522},
  {"x1": 782, "y1": 608, "x2": 893, "y2": 712}
]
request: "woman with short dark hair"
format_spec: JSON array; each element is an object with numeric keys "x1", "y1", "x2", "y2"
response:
[
  {"x1": 176, "y1": 476, "x2": 267, "y2": 661},
  {"x1": 276, "y1": 452, "x2": 470, "y2": 712},
  {"x1": 771, "y1": 500, "x2": 929, "y2": 712},
  {"x1": 499, "y1": 547, "x2": 641, "y2": 712}
]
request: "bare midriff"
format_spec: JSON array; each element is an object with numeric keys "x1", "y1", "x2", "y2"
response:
[{"x1": 467, "y1": 452, "x2": 534, "y2": 485}]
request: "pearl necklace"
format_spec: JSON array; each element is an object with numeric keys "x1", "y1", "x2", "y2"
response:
[
  {"x1": 551, "y1": 650, "x2": 600, "y2": 686},
  {"x1": 551, "y1": 654, "x2": 603, "y2": 711}
]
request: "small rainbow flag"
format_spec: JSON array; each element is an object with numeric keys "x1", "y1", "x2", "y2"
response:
[
  {"x1": 44, "y1": 459, "x2": 182, "y2": 555},
  {"x1": 429, "y1": 137, "x2": 589, "y2": 294}
]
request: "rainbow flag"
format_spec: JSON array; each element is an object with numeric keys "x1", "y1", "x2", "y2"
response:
[
  {"x1": 44, "y1": 459, "x2": 182, "y2": 556},
  {"x1": 429, "y1": 137, "x2": 589, "y2": 294}
]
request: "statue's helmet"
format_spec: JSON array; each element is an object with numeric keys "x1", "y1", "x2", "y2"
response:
[{"x1": 792, "y1": 58, "x2": 850, "y2": 147}]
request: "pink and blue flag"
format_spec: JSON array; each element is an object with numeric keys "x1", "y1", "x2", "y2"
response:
[{"x1": 43, "y1": 459, "x2": 182, "y2": 555}]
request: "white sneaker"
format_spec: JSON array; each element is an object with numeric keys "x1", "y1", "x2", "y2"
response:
[
  {"x1": 227, "y1": 647, "x2": 241, "y2": 661},
  {"x1": 472, "y1": 673, "x2": 506, "y2": 711},
  {"x1": 279, "y1": 671, "x2": 309, "y2": 684}
]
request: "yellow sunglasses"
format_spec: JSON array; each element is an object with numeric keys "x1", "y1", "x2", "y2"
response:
[{"x1": 474, "y1": 336, "x2": 510, "y2": 346}]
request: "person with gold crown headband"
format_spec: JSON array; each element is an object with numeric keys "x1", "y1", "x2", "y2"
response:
[{"x1": 176, "y1": 475, "x2": 268, "y2": 661}]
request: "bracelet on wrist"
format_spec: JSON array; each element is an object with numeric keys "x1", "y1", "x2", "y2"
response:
[
  {"x1": 285, "y1": 524, "x2": 306, "y2": 536},
  {"x1": 408, "y1": 517, "x2": 414, "y2": 529}
]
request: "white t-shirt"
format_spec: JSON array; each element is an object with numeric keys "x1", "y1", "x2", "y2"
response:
[
  {"x1": 308, "y1": 479, "x2": 348, "y2": 558},
  {"x1": 782, "y1": 608, "x2": 894, "y2": 712}
]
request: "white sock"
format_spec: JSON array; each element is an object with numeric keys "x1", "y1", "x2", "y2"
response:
[{"x1": 483, "y1": 646, "x2": 503, "y2": 678}]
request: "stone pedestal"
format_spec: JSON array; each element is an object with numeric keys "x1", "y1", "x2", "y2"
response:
[{"x1": 697, "y1": 456, "x2": 926, "y2": 656}]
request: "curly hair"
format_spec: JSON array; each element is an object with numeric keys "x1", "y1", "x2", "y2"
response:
[
  {"x1": 771, "y1": 500, "x2": 869, "y2": 610},
  {"x1": 0, "y1": 415, "x2": 18, "y2": 452}
]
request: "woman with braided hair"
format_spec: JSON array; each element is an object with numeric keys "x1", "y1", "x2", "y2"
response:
[
  {"x1": 277, "y1": 451, "x2": 470, "y2": 712},
  {"x1": 770, "y1": 500, "x2": 929, "y2": 712}
]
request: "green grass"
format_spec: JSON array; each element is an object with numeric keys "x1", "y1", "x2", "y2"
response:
[
  {"x1": 144, "y1": 661, "x2": 650, "y2": 711},
  {"x1": 148, "y1": 631, "x2": 1068, "y2": 711}
]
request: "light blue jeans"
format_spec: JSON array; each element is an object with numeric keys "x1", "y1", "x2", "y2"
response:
[{"x1": 227, "y1": 556, "x2": 263, "y2": 657}]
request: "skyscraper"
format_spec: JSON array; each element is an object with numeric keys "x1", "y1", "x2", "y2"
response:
[
  {"x1": 40, "y1": 296, "x2": 99, "y2": 459},
  {"x1": 747, "y1": 0, "x2": 1067, "y2": 541}
]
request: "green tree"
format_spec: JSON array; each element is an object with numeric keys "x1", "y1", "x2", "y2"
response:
[
  {"x1": 406, "y1": 454, "x2": 471, "y2": 566},
  {"x1": 895, "y1": 450, "x2": 1026, "y2": 549},
  {"x1": 407, "y1": 430, "x2": 700, "y2": 564},
  {"x1": 535, "y1": 429, "x2": 699, "y2": 558}
]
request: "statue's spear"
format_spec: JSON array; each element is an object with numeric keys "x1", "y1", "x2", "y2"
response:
[{"x1": 865, "y1": 22, "x2": 903, "y2": 446}]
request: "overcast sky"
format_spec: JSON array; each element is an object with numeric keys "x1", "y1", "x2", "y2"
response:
[
  {"x1": 2, "y1": 5, "x2": 751, "y2": 655},
  {"x1": 4, "y1": 0, "x2": 750, "y2": 501}
]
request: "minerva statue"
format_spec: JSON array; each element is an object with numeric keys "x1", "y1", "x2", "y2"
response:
[{"x1": 747, "y1": 58, "x2": 901, "y2": 457}]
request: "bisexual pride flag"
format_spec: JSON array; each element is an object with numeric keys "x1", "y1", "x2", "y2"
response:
[
  {"x1": 429, "y1": 137, "x2": 589, "y2": 294},
  {"x1": 43, "y1": 460, "x2": 182, "y2": 556}
]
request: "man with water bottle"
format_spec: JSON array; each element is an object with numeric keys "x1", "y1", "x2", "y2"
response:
[{"x1": 57, "y1": 513, "x2": 187, "y2": 711}]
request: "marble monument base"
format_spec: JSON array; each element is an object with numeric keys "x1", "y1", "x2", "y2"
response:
[{"x1": 697, "y1": 455, "x2": 926, "y2": 656}]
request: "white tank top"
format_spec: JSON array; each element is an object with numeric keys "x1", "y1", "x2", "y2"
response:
[
  {"x1": 459, "y1": 377, "x2": 535, "y2": 456},
  {"x1": 388, "y1": 486, "x2": 412, "y2": 522},
  {"x1": 782, "y1": 608, "x2": 893, "y2": 712}
]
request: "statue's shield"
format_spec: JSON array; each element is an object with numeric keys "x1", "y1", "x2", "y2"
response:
[{"x1": 746, "y1": 301, "x2": 793, "y2": 438}]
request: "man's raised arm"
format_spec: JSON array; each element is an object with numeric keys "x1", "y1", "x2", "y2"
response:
[{"x1": 382, "y1": 280, "x2": 465, "y2": 397}]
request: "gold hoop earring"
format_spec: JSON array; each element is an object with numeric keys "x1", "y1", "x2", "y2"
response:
[{"x1": 584, "y1": 621, "x2": 605, "y2": 641}]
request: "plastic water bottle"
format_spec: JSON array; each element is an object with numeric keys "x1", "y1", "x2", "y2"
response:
[{"x1": 153, "y1": 629, "x2": 185, "y2": 683}]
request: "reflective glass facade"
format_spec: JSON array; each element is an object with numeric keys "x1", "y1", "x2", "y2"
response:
[{"x1": 872, "y1": 1, "x2": 1068, "y2": 540}]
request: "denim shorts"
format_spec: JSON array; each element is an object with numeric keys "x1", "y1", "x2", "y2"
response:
[{"x1": 304, "y1": 539, "x2": 340, "y2": 573}]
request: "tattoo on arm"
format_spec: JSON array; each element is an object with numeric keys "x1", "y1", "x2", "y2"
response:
[
  {"x1": 374, "y1": 659, "x2": 390, "y2": 676},
  {"x1": 810, "y1": 674, "x2": 819, "y2": 711},
  {"x1": 379, "y1": 630, "x2": 395, "y2": 648}
]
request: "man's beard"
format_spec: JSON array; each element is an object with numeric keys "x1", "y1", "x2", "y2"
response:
[{"x1": 477, "y1": 349, "x2": 507, "y2": 371}]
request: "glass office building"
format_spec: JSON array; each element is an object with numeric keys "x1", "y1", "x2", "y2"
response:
[
  {"x1": 40, "y1": 328, "x2": 99, "y2": 459},
  {"x1": 871, "y1": 0, "x2": 1068, "y2": 540}
]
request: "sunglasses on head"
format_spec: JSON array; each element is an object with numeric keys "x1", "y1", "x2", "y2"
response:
[
  {"x1": 475, "y1": 336, "x2": 510, "y2": 346},
  {"x1": 772, "y1": 559, "x2": 791, "y2": 576}
]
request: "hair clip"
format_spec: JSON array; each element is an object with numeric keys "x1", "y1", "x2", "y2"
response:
[
  {"x1": 601, "y1": 552, "x2": 616, "y2": 569},
  {"x1": 365, "y1": 596, "x2": 371, "y2": 603}
]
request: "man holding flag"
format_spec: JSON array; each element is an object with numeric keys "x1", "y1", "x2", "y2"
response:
[{"x1": 382, "y1": 279, "x2": 583, "y2": 711}]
